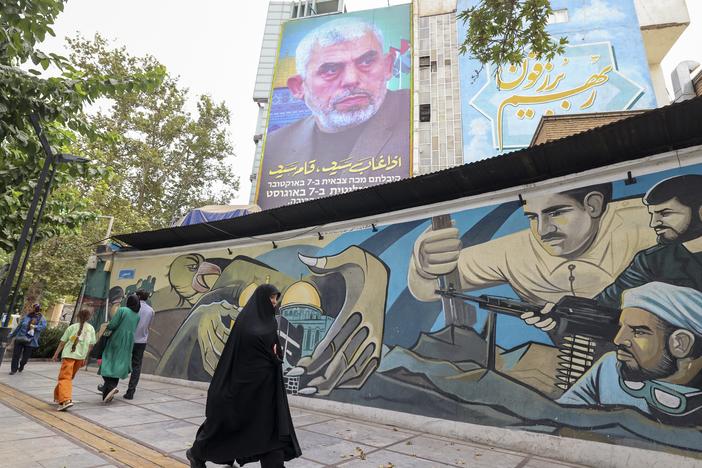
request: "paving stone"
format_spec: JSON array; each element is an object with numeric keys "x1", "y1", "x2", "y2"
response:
[
  {"x1": 151, "y1": 386, "x2": 208, "y2": 399},
  {"x1": 0, "y1": 414, "x2": 55, "y2": 440},
  {"x1": 0, "y1": 435, "x2": 109, "y2": 467},
  {"x1": 113, "y1": 419, "x2": 199, "y2": 453},
  {"x1": 292, "y1": 411, "x2": 334, "y2": 427},
  {"x1": 185, "y1": 416, "x2": 206, "y2": 425},
  {"x1": 523, "y1": 457, "x2": 580, "y2": 468},
  {"x1": 338, "y1": 448, "x2": 447, "y2": 468},
  {"x1": 387, "y1": 436, "x2": 526, "y2": 468},
  {"x1": 73, "y1": 403, "x2": 173, "y2": 427},
  {"x1": 295, "y1": 428, "x2": 375, "y2": 465},
  {"x1": 118, "y1": 388, "x2": 183, "y2": 404},
  {"x1": 303, "y1": 418, "x2": 414, "y2": 448},
  {"x1": 141, "y1": 399, "x2": 206, "y2": 419}
]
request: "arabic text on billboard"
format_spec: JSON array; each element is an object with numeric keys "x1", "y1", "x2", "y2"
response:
[{"x1": 256, "y1": 4, "x2": 412, "y2": 210}]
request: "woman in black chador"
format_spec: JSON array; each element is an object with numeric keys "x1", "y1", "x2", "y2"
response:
[{"x1": 186, "y1": 284, "x2": 301, "y2": 468}]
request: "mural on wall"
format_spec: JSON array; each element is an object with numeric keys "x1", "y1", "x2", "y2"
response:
[
  {"x1": 457, "y1": 0, "x2": 657, "y2": 158},
  {"x1": 110, "y1": 163, "x2": 702, "y2": 456}
]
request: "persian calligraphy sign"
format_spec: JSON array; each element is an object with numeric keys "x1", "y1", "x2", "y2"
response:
[
  {"x1": 457, "y1": 0, "x2": 657, "y2": 162},
  {"x1": 471, "y1": 43, "x2": 645, "y2": 150}
]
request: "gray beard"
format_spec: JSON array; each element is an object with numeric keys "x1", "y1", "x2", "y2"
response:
[{"x1": 306, "y1": 87, "x2": 387, "y2": 132}]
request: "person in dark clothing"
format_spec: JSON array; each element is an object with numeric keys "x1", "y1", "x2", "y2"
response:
[
  {"x1": 9, "y1": 304, "x2": 47, "y2": 374},
  {"x1": 595, "y1": 174, "x2": 702, "y2": 307},
  {"x1": 186, "y1": 284, "x2": 301, "y2": 468},
  {"x1": 125, "y1": 289, "x2": 154, "y2": 399}
]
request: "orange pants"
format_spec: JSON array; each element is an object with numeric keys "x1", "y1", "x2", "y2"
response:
[{"x1": 53, "y1": 358, "x2": 84, "y2": 404}]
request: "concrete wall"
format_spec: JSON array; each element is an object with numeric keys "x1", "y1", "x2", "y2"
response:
[
  {"x1": 110, "y1": 145, "x2": 702, "y2": 460},
  {"x1": 414, "y1": 8, "x2": 464, "y2": 174}
]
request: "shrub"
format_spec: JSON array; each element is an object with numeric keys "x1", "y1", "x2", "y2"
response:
[{"x1": 34, "y1": 324, "x2": 68, "y2": 358}]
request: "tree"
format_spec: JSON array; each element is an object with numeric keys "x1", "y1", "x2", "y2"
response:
[
  {"x1": 14, "y1": 34, "x2": 239, "y2": 308},
  {"x1": 68, "y1": 35, "x2": 239, "y2": 229},
  {"x1": 458, "y1": 0, "x2": 567, "y2": 78},
  {"x1": 0, "y1": 0, "x2": 164, "y2": 254}
]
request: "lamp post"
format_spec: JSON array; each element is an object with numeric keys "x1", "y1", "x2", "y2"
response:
[
  {"x1": 0, "y1": 114, "x2": 90, "y2": 346},
  {"x1": 6, "y1": 153, "x2": 89, "y2": 317}
]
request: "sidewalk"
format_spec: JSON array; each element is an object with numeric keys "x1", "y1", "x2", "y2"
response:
[{"x1": 0, "y1": 362, "x2": 586, "y2": 467}]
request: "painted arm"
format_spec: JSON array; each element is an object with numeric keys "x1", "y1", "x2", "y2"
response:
[
  {"x1": 594, "y1": 251, "x2": 652, "y2": 308},
  {"x1": 408, "y1": 228, "x2": 509, "y2": 302}
]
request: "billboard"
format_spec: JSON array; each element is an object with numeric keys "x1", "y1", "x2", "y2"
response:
[
  {"x1": 457, "y1": 0, "x2": 657, "y2": 160},
  {"x1": 255, "y1": 4, "x2": 412, "y2": 210}
]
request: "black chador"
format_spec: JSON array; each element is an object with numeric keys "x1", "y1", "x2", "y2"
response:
[{"x1": 188, "y1": 284, "x2": 301, "y2": 467}]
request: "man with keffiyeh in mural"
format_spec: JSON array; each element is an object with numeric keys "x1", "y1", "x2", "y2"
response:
[{"x1": 558, "y1": 282, "x2": 702, "y2": 425}]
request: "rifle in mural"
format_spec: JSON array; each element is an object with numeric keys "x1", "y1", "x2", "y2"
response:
[
  {"x1": 430, "y1": 215, "x2": 476, "y2": 327},
  {"x1": 436, "y1": 287, "x2": 621, "y2": 388}
]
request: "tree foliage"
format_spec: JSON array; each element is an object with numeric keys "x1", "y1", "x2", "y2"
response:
[
  {"x1": 68, "y1": 35, "x2": 239, "y2": 229},
  {"x1": 0, "y1": 0, "x2": 164, "y2": 253},
  {"x1": 458, "y1": 0, "x2": 567, "y2": 78},
  {"x1": 14, "y1": 34, "x2": 239, "y2": 307}
]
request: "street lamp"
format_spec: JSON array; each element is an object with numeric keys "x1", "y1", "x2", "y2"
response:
[
  {"x1": 0, "y1": 114, "x2": 90, "y2": 329},
  {"x1": 5, "y1": 152, "x2": 90, "y2": 317}
]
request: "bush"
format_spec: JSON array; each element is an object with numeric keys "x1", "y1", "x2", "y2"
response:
[{"x1": 34, "y1": 324, "x2": 67, "y2": 358}]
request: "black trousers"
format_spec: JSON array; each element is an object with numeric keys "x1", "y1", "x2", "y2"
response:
[
  {"x1": 11, "y1": 342, "x2": 34, "y2": 372},
  {"x1": 102, "y1": 376, "x2": 119, "y2": 399},
  {"x1": 127, "y1": 343, "x2": 147, "y2": 395}
]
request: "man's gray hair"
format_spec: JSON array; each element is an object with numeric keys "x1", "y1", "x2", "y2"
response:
[{"x1": 295, "y1": 17, "x2": 385, "y2": 79}]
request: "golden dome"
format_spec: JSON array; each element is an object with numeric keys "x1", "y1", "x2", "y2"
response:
[
  {"x1": 281, "y1": 281, "x2": 321, "y2": 309},
  {"x1": 238, "y1": 283, "x2": 258, "y2": 308}
]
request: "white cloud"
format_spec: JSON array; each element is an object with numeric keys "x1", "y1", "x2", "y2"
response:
[
  {"x1": 464, "y1": 118, "x2": 491, "y2": 161},
  {"x1": 570, "y1": 0, "x2": 625, "y2": 25}
]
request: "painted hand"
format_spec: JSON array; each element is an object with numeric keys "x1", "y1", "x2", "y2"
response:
[
  {"x1": 197, "y1": 301, "x2": 238, "y2": 376},
  {"x1": 412, "y1": 226, "x2": 462, "y2": 278},
  {"x1": 520, "y1": 302, "x2": 557, "y2": 331},
  {"x1": 287, "y1": 246, "x2": 389, "y2": 396}
]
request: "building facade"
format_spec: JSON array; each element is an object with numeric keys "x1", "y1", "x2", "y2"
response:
[{"x1": 249, "y1": 0, "x2": 690, "y2": 191}]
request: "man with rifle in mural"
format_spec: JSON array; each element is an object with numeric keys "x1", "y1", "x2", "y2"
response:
[
  {"x1": 408, "y1": 182, "x2": 654, "y2": 310},
  {"x1": 526, "y1": 174, "x2": 702, "y2": 330},
  {"x1": 409, "y1": 182, "x2": 655, "y2": 387}
]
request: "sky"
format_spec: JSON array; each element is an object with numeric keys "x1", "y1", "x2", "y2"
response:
[{"x1": 42, "y1": 0, "x2": 701, "y2": 205}]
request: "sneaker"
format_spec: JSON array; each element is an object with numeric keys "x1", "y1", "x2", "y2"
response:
[
  {"x1": 97, "y1": 384, "x2": 104, "y2": 393},
  {"x1": 103, "y1": 388, "x2": 118, "y2": 404},
  {"x1": 186, "y1": 449, "x2": 206, "y2": 468},
  {"x1": 57, "y1": 401, "x2": 74, "y2": 411},
  {"x1": 123, "y1": 392, "x2": 134, "y2": 400},
  {"x1": 8, "y1": 371, "x2": 15, "y2": 375}
]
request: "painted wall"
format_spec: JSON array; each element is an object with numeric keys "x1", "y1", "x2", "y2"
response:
[
  {"x1": 457, "y1": 0, "x2": 657, "y2": 160},
  {"x1": 110, "y1": 150, "x2": 702, "y2": 457}
]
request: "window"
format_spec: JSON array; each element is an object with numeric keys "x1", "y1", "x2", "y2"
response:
[
  {"x1": 431, "y1": 61, "x2": 437, "y2": 72},
  {"x1": 548, "y1": 9, "x2": 569, "y2": 24},
  {"x1": 419, "y1": 104, "x2": 431, "y2": 122},
  {"x1": 419, "y1": 56, "x2": 430, "y2": 68},
  {"x1": 445, "y1": 59, "x2": 451, "y2": 66}
]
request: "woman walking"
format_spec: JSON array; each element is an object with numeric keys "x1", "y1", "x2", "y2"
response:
[
  {"x1": 9, "y1": 304, "x2": 47, "y2": 375},
  {"x1": 99, "y1": 294, "x2": 140, "y2": 403},
  {"x1": 186, "y1": 284, "x2": 301, "y2": 468},
  {"x1": 52, "y1": 309, "x2": 96, "y2": 411}
]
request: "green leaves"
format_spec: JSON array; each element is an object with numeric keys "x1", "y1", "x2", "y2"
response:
[
  {"x1": 458, "y1": 0, "x2": 567, "y2": 80},
  {"x1": 1, "y1": 2, "x2": 165, "y2": 258}
]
